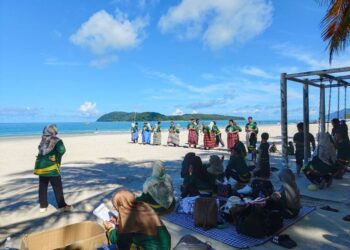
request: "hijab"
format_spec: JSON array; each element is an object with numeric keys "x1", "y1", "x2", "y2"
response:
[
  {"x1": 181, "y1": 152, "x2": 195, "y2": 178},
  {"x1": 313, "y1": 132, "x2": 337, "y2": 165},
  {"x1": 278, "y1": 168, "x2": 301, "y2": 210},
  {"x1": 143, "y1": 161, "x2": 174, "y2": 209},
  {"x1": 112, "y1": 190, "x2": 162, "y2": 236},
  {"x1": 38, "y1": 124, "x2": 61, "y2": 156}
]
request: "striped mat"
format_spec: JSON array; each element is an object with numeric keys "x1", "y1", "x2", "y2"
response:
[{"x1": 163, "y1": 206, "x2": 315, "y2": 249}]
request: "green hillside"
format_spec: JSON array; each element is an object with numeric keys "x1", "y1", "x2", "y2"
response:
[{"x1": 97, "y1": 111, "x2": 244, "y2": 122}]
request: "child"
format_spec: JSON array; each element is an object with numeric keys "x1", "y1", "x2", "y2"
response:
[
  {"x1": 256, "y1": 132, "x2": 270, "y2": 177},
  {"x1": 248, "y1": 132, "x2": 257, "y2": 162},
  {"x1": 287, "y1": 141, "x2": 295, "y2": 155},
  {"x1": 269, "y1": 142, "x2": 277, "y2": 153}
]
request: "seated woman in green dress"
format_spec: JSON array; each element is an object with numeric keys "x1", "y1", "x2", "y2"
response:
[
  {"x1": 302, "y1": 132, "x2": 337, "y2": 189},
  {"x1": 225, "y1": 146, "x2": 251, "y2": 189},
  {"x1": 105, "y1": 190, "x2": 171, "y2": 250},
  {"x1": 137, "y1": 161, "x2": 175, "y2": 215}
]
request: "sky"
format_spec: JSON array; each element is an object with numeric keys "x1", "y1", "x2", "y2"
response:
[{"x1": 1, "y1": 0, "x2": 350, "y2": 122}]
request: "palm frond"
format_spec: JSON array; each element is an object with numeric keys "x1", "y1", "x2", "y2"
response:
[{"x1": 320, "y1": 0, "x2": 350, "y2": 63}]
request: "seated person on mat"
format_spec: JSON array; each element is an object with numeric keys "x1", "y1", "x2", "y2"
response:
[
  {"x1": 206, "y1": 155, "x2": 225, "y2": 194},
  {"x1": 270, "y1": 168, "x2": 301, "y2": 219},
  {"x1": 181, "y1": 156, "x2": 215, "y2": 197},
  {"x1": 105, "y1": 190, "x2": 171, "y2": 250},
  {"x1": 137, "y1": 161, "x2": 175, "y2": 215},
  {"x1": 251, "y1": 167, "x2": 274, "y2": 199},
  {"x1": 302, "y1": 132, "x2": 336, "y2": 189},
  {"x1": 180, "y1": 152, "x2": 196, "y2": 188},
  {"x1": 225, "y1": 147, "x2": 251, "y2": 189}
]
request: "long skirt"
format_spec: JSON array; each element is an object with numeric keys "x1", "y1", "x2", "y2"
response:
[
  {"x1": 153, "y1": 132, "x2": 161, "y2": 145},
  {"x1": 204, "y1": 132, "x2": 216, "y2": 149},
  {"x1": 227, "y1": 132, "x2": 239, "y2": 150},
  {"x1": 167, "y1": 133, "x2": 180, "y2": 146},
  {"x1": 142, "y1": 131, "x2": 151, "y2": 144},
  {"x1": 188, "y1": 130, "x2": 198, "y2": 146},
  {"x1": 131, "y1": 132, "x2": 138, "y2": 142}
]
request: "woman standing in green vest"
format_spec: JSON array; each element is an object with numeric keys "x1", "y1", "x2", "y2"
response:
[{"x1": 34, "y1": 124, "x2": 71, "y2": 212}]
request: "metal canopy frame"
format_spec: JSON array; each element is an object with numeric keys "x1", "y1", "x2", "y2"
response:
[{"x1": 280, "y1": 67, "x2": 350, "y2": 167}]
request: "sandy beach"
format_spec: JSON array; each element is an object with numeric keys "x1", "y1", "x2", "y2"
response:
[{"x1": 1, "y1": 123, "x2": 349, "y2": 249}]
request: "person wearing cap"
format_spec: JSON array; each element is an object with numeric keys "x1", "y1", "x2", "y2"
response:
[
  {"x1": 137, "y1": 161, "x2": 175, "y2": 215},
  {"x1": 187, "y1": 119, "x2": 198, "y2": 148},
  {"x1": 34, "y1": 124, "x2": 71, "y2": 212},
  {"x1": 245, "y1": 116, "x2": 259, "y2": 149}
]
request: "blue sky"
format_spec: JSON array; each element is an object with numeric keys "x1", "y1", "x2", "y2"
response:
[{"x1": 1, "y1": 0, "x2": 349, "y2": 122}]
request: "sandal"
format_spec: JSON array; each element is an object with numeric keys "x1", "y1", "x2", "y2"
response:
[
  {"x1": 343, "y1": 215, "x2": 350, "y2": 222},
  {"x1": 320, "y1": 205, "x2": 339, "y2": 212},
  {"x1": 271, "y1": 234, "x2": 297, "y2": 248}
]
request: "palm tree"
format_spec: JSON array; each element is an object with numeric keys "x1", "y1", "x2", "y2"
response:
[{"x1": 319, "y1": 0, "x2": 350, "y2": 63}]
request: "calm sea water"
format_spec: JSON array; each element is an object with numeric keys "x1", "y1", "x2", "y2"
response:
[{"x1": 0, "y1": 120, "x2": 285, "y2": 137}]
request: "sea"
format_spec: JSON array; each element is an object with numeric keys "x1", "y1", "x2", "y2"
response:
[{"x1": 0, "y1": 120, "x2": 288, "y2": 138}]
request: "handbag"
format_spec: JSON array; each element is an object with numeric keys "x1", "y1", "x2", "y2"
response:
[{"x1": 193, "y1": 197, "x2": 218, "y2": 230}]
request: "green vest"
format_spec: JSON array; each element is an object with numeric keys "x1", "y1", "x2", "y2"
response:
[{"x1": 34, "y1": 140, "x2": 65, "y2": 176}]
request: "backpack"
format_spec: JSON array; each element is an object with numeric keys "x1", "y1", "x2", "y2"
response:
[
  {"x1": 173, "y1": 235, "x2": 213, "y2": 250},
  {"x1": 193, "y1": 197, "x2": 218, "y2": 230}
]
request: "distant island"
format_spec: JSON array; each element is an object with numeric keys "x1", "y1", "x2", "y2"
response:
[{"x1": 97, "y1": 111, "x2": 244, "y2": 122}]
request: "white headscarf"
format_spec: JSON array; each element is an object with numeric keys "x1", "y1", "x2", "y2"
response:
[
  {"x1": 38, "y1": 124, "x2": 60, "y2": 155},
  {"x1": 313, "y1": 132, "x2": 337, "y2": 165},
  {"x1": 143, "y1": 161, "x2": 174, "y2": 209}
]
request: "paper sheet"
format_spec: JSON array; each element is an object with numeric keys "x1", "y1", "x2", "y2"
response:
[{"x1": 93, "y1": 203, "x2": 118, "y2": 221}]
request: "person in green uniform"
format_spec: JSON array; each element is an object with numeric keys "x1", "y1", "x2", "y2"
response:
[
  {"x1": 212, "y1": 121, "x2": 225, "y2": 147},
  {"x1": 167, "y1": 121, "x2": 180, "y2": 146},
  {"x1": 131, "y1": 122, "x2": 139, "y2": 143},
  {"x1": 245, "y1": 116, "x2": 259, "y2": 149},
  {"x1": 34, "y1": 124, "x2": 71, "y2": 212},
  {"x1": 137, "y1": 161, "x2": 175, "y2": 215},
  {"x1": 153, "y1": 121, "x2": 162, "y2": 145},
  {"x1": 302, "y1": 132, "x2": 336, "y2": 189},
  {"x1": 293, "y1": 122, "x2": 316, "y2": 176},
  {"x1": 225, "y1": 146, "x2": 251, "y2": 189},
  {"x1": 187, "y1": 119, "x2": 198, "y2": 148},
  {"x1": 226, "y1": 120, "x2": 242, "y2": 150},
  {"x1": 104, "y1": 190, "x2": 171, "y2": 250}
]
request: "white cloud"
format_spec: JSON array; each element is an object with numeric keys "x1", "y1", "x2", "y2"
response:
[
  {"x1": 79, "y1": 101, "x2": 98, "y2": 116},
  {"x1": 192, "y1": 110, "x2": 198, "y2": 114},
  {"x1": 240, "y1": 66, "x2": 277, "y2": 79},
  {"x1": 173, "y1": 108, "x2": 183, "y2": 115},
  {"x1": 0, "y1": 107, "x2": 41, "y2": 117},
  {"x1": 44, "y1": 58, "x2": 81, "y2": 66},
  {"x1": 70, "y1": 10, "x2": 148, "y2": 55},
  {"x1": 90, "y1": 55, "x2": 118, "y2": 68},
  {"x1": 273, "y1": 43, "x2": 350, "y2": 70},
  {"x1": 158, "y1": 0, "x2": 273, "y2": 49}
]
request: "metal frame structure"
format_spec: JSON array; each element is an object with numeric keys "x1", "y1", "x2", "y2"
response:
[{"x1": 280, "y1": 67, "x2": 350, "y2": 167}]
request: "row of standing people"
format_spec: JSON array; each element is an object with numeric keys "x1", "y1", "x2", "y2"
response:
[{"x1": 131, "y1": 116, "x2": 259, "y2": 151}]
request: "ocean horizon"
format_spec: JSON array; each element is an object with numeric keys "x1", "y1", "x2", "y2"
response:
[{"x1": 0, "y1": 120, "x2": 299, "y2": 138}]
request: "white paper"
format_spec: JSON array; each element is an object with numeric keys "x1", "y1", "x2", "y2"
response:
[{"x1": 93, "y1": 203, "x2": 118, "y2": 221}]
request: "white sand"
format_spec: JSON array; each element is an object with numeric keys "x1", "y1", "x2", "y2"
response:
[{"x1": 1, "y1": 123, "x2": 349, "y2": 249}]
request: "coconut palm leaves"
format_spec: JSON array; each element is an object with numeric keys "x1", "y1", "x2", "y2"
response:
[{"x1": 319, "y1": 0, "x2": 350, "y2": 63}]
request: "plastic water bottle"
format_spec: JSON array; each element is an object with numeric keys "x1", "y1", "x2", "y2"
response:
[{"x1": 5, "y1": 237, "x2": 12, "y2": 249}]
